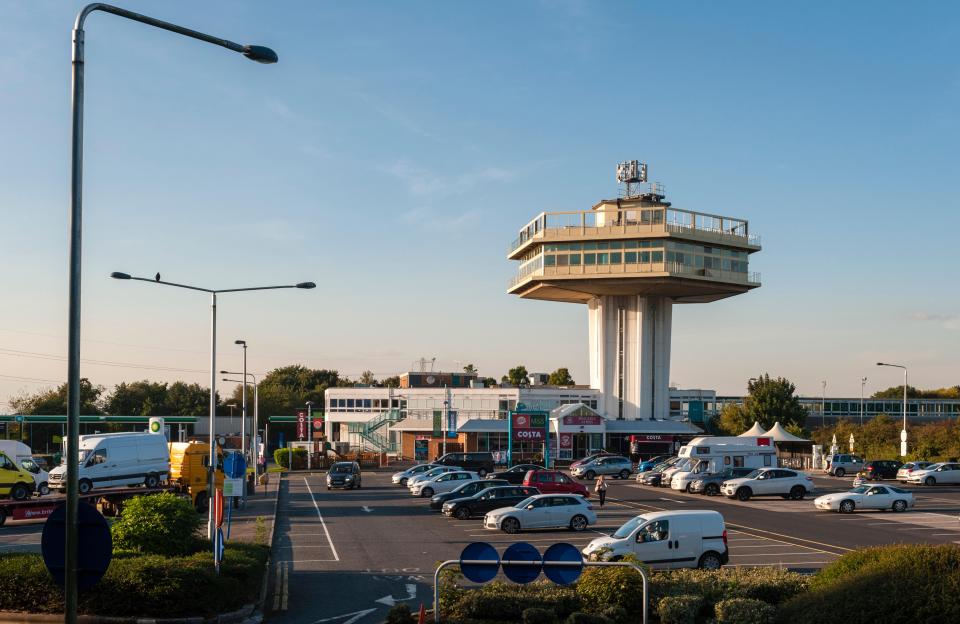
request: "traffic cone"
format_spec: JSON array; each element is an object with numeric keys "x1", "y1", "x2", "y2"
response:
[{"x1": 417, "y1": 603, "x2": 426, "y2": 624}]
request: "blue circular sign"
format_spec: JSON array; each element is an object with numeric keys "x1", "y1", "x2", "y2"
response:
[
  {"x1": 459, "y1": 542, "x2": 500, "y2": 584},
  {"x1": 42, "y1": 502, "x2": 112, "y2": 591},
  {"x1": 502, "y1": 542, "x2": 542, "y2": 584},
  {"x1": 223, "y1": 452, "x2": 247, "y2": 479},
  {"x1": 543, "y1": 542, "x2": 584, "y2": 585}
]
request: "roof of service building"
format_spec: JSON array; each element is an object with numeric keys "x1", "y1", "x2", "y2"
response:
[{"x1": 605, "y1": 419, "x2": 702, "y2": 434}]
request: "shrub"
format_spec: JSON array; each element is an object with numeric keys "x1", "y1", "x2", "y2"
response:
[
  {"x1": 110, "y1": 492, "x2": 201, "y2": 556},
  {"x1": 657, "y1": 595, "x2": 702, "y2": 624},
  {"x1": 565, "y1": 613, "x2": 612, "y2": 624},
  {"x1": 777, "y1": 544, "x2": 960, "y2": 622},
  {"x1": 575, "y1": 558, "x2": 648, "y2": 614},
  {"x1": 385, "y1": 603, "x2": 416, "y2": 624},
  {"x1": 273, "y1": 447, "x2": 307, "y2": 469},
  {"x1": 652, "y1": 567, "x2": 807, "y2": 609},
  {"x1": 523, "y1": 606, "x2": 558, "y2": 624},
  {"x1": 0, "y1": 553, "x2": 62, "y2": 613},
  {"x1": 715, "y1": 598, "x2": 775, "y2": 624},
  {"x1": 598, "y1": 605, "x2": 627, "y2": 624},
  {"x1": 442, "y1": 580, "x2": 580, "y2": 623}
]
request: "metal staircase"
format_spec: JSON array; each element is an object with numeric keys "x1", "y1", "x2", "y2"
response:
[{"x1": 347, "y1": 409, "x2": 403, "y2": 453}]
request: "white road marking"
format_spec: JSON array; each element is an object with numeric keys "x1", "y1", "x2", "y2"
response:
[
  {"x1": 312, "y1": 608, "x2": 377, "y2": 624},
  {"x1": 303, "y1": 477, "x2": 340, "y2": 562}
]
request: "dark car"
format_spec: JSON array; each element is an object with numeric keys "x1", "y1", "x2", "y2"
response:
[
  {"x1": 863, "y1": 460, "x2": 903, "y2": 481},
  {"x1": 434, "y1": 452, "x2": 495, "y2": 477},
  {"x1": 429, "y1": 479, "x2": 508, "y2": 510},
  {"x1": 326, "y1": 461, "x2": 361, "y2": 490},
  {"x1": 689, "y1": 467, "x2": 755, "y2": 496},
  {"x1": 442, "y1": 485, "x2": 541, "y2": 519},
  {"x1": 486, "y1": 464, "x2": 544, "y2": 485}
]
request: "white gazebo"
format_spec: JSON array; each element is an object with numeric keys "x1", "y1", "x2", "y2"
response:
[
  {"x1": 762, "y1": 421, "x2": 813, "y2": 467},
  {"x1": 739, "y1": 421, "x2": 767, "y2": 437}
]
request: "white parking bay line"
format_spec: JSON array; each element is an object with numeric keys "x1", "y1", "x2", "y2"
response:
[{"x1": 303, "y1": 477, "x2": 340, "y2": 562}]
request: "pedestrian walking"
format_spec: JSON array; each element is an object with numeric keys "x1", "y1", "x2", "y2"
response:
[{"x1": 595, "y1": 474, "x2": 608, "y2": 507}]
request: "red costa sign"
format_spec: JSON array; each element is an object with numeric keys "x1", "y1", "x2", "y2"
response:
[
  {"x1": 514, "y1": 429, "x2": 545, "y2": 441},
  {"x1": 296, "y1": 410, "x2": 307, "y2": 440},
  {"x1": 631, "y1": 434, "x2": 674, "y2": 442}
]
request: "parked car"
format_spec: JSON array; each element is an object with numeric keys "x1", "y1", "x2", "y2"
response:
[
  {"x1": 907, "y1": 462, "x2": 960, "y2": 486},
  {"x1": 897, "y1": 461, "x2": 933, "y2": 483},
  {"x1": 721, "y1": 468, "x2": 815, "y2": 501},
  {"x1": 660, "y1": 458, "x2": 695, "y2": 488},
  {"x1": 814, "y1": 484, "x2": 914, "y2": 513},
  {"x1": 862, "y1": 460, "x2": 903, "y2": 481},
  {"x1": 48, "y1": 431, "x2": 170, "y2": 494},
  {"x1": 391, "y1": 463, "x2": 439, "y2": 486},
  {"x1": 410, "y1": 470, "x2": 478, "y2": 498},
  {"x1": 689, "y1": 467, "x2": 755, "y2": 496},
  {"x1": 636, "y1": 457, "x2": 679, "y2": 483},
  {"x1": 522, "y1": 470, "x2": 590, "y2": 497},
  {"x1": 406, "y1": 465, "x2": 462, "y2": 488},
  {"x1": 572, "y1": 456, "x2": 634, "y2": 480},
  {"x1": 570, "y1": 451, "x2": 617, "y2": 470},
  {"x1": 430, "y1": 479, "x2": 508, "y2": 510},
  {"x1": 485, "y1": 464, "x2": 544, "y2": 485},
  {"x1": 582, "y1": 510, "x2": 729, "y2": 569},
  {"x1": 434, "y1": 452, "x2": 494, "y2": 477},
  {"x1": 443, "y1": 485, "x2": 540, "y2": 519},
  {"x1": 484, "y1": 493, "x2": 597, "y2": 533},
  {"x1": 823, "y1": 454, "x2": 864, "y2": 477},
  {"x1": 326, "y1": 461, "x2": 362, "y2": 490},
  {"x1": 637, "y1": 455, "x2": 672, "y2": 472}
]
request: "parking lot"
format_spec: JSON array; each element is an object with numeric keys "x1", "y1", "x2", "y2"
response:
[{"x1": 267, "y1": 467, "x2": 960, "y2": 624}]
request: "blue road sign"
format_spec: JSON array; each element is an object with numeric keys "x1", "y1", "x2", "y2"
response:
[
  {"x1": 459, "y1": 542, "x2": 500, "y2": 584},
  {"x1": 223, "y1": 451, "x2": 247, "y2": 479},
  {"x1": 502, "y1": 541, "x2": 542, "y2": 584},
  {"x1": 42, "y1": 502, "x2": 112, "y2": 591},
  {"x1": 542, "y1": 542, "x2": 584, "y2": 585}
]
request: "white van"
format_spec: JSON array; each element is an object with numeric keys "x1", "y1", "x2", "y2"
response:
[
  {"x1": 0, "y1": 441, "x2": 50, "y2": 496},
  {"x1": 48, "y1": 432, "x2": 170, "y2": 494},
  {"x1": 582, "y1": 510, "x2": 729, "y2": 569},
  {"x1": 670, "y1": 437, "x2": 778, "y2": 492}
]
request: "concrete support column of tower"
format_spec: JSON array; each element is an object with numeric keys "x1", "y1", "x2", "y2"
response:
[{"x1": 588, "y1": 295, "x2": 672, "y2": 420}]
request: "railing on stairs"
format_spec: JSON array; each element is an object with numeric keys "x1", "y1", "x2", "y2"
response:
[{"x1": 347, "y1": 409, "x2": 404, "y2": 453}]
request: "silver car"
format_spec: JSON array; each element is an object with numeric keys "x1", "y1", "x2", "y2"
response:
[
  {"x1": 824, "y1": 454, "x2": 864, "y2": 478},
  {"x1": 571, "y1": 456, "x2": 634, "y2": 480}
]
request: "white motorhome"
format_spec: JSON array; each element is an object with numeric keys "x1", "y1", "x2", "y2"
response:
[
  {"x1": 0, "y1": 441, "x2": 50, "y2": 496},
  {"x1": 670, "y1": 436, "x2": 778, "y2": 492},
  {"x1": 48, "y1": 432, "x2": 170, "y2": 494}
]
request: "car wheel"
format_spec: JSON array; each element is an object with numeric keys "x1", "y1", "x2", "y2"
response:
[
  {"x1": 570, "y1": 515, "x2": 588, "y2": 532},
  {"x1": 10, "y1": 483, "x2": 29, "y2": 501},
  {"x1": 421, "y1": 487, "x2": 434, "y2": 497},
  {"x1": 736, "y1": 487, "x2": 752, "y2": 502},
  {"x1": 839, "y1": 500, "x2": 855, "y2": 514},
  {"x1": 478, "y1": 468, "x2": 487, "y2": 478},
  {"x1": 619, "y1": 470, "x2": 630, "y2": 480},
  {"x1": 790, "y1": 486, "x2": 805, "y2": 500},
  {"x1": 455, "y1": 507, "x2": 471, "y2": 520},
  {"x1": 400, "y1": 478, "x2": 408, "y2": 486},
  {"x1": 705, "y1": 483, "x2": 720, "y2": 496},
  {"x1": 835, "y1": 468, "x2": 846, "y2": 477},
  {"x1": 145, "y1": 473, "x2": 160, "y2": 488},
  {"x1": 38, "y1": 482, "x2": 50, "y2": 496},
  {"x1": 327, "y1": 486, "x2": 331, "y2": 491},
  {"x1": 892, "y1": 500, "x2": 908, "y2": 512},
  {"x1": 584, "y1": 470, "x2": 596, "y2": 480},
  {"x1": 925, "y1": 476, "x2": 936, "y2": 486},
  {"x1": 698, "y1": 551, "x2": 723, "y2": 570},
  {"x1": 78, "y1": 479, "x2": 92, "y2": 495},
  {"x1": 502, "y1": 517, "x2": 521, "y2": 534}
]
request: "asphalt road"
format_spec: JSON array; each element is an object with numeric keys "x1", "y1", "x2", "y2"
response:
[{"x1": 266, "y1": 469, "x2": 960, "y2": 624}]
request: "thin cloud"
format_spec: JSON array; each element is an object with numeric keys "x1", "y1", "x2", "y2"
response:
[
  {"x1": 384, "y1": 160, "x2": 516, "y2": 197},
  {"x1": 909, "y1": 312, "x2": 959, "y2": 330}
]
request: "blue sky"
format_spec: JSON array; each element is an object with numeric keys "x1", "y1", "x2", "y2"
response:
[{"x1": 1, "y1": 0, "x2": 958, "y2": 409}]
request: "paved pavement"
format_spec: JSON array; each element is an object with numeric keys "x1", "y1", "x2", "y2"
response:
[{"x1": 265, "y1": 468, "x2": 960, "y2": 624}]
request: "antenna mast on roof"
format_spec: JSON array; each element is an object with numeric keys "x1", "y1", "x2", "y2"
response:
[{"x1": 413, "y1": 357, "x2": 436, "y2": 373}]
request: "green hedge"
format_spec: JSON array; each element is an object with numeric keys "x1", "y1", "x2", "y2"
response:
[
  {"x1": 274, "y1": 447, "x2": 307, "y2": 469},
  {"x1": 656, "y1": 595, "x2": 701, "y2": 624},
  {"x1": 111, "y1": 492, "x2": 202, "y2": 556},
  {"x1": 0, "y1": 543, "x2": 268, "y2": 617},
  {"x1": 715, "y1": 598, "x2": 775, "y2": 624},
  {"x1": 777, "y1": 544, "x2": 960, "y2": 623}
]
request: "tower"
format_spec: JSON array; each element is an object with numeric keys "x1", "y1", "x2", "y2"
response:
[{"x1": 508, "y1": 162, "x2": 761, "y2": 420}]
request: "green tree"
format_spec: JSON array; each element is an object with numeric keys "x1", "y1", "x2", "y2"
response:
[
  {"x1": 501, "y1": 365, "x2": 529, "y2": 386},
  {"x1": 547, "y1": 367, "x2": 575, "y2": 386},
  {"x1": 9, "y1": 378, "x2": 104, "y2": 415},
  {"x1": 234, "y1": 365, "x2": 342, "y2": 428},
  {"x1": 717, "y1": 402, "x2": 750, "y2": 435},
  {"x1": 381, "y1": 375, "x2": 401, "y2": 388},
  {"x1": 463, "y1": 363, "x2": 477, "y2": 374},
  {"x1": 482, "y1": 377, "x2": 497, "y2": 388},
  {"x1": 359, "y1": 370, "x2": 377, "y2": 386},
  {"x1": 742, "y1": 374, "x2": 808, "y2": 431},
  {"x1": 104, "y1": 380, "x2": 169, "y2": 415},
  {"x1": 872, "y1": 385, "x2": 921, "y2": 399},
  {"x1": 164, "y1": 382, "x2": 211, "y2": 416}
]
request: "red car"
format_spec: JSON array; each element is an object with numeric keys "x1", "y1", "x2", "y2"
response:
[{"x1": 522, "y1": 470, "x2": 590, "y2": 498}]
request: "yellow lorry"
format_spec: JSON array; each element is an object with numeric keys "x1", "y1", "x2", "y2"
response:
[
  {"x1": 0, "y1": 451, "x2": 36, "y2": 500},
  {"x1": 168, "y1": 441, "x2": 224, "y2": 512}
]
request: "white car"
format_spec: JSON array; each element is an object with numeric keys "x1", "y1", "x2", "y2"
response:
[
  {"x1": 483, "y1": 493, "x2": 597, "y2": 534},
  {"x1": 410, "y1": 470, "x2": 478, "y2": 497},
  {"x1": 721, "y1": 468, "x2": 814, "y2": 501},
  {"x1": 907, "y1": 462, "x2": 960, "y2": 486},
  {"x1": 391, "y1": 463, "x2": 439, "y2": 486},
  {"x1": 814, "y1": 484, "x2": 914, "y2": 514},
  {"x1": 406, "y1": 466, "x2": 462, "y2": 488},
  {"x1": 896, "y1": 462, "x2": 933, "y2": 483}
]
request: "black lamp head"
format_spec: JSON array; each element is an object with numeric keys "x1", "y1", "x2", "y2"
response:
[
  {"x1": 110, "y1": 272, "x2": 131, "y2": 280},
  {"x1": 243, "y1": 45, "x2": 278, "y2": 64},
  {"x1": 296, "y1": 282, "x2": 316, "y2": 289}
]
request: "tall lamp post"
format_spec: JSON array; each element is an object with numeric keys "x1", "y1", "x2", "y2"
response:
[
  {"x1": 66, "y1": 5, "x2": 276, "y2": 622},
  {"x1": 235, "y1": 340, "x2": 249, "y2": 496},
  {"x1": 877, "y1": 362, "x2": 909, "y2": 457},
  {"x1": 860, "y1": 377, "x2": 867, "y2": 426},
  {"x1": 820, "y1": 380, "x2": 827, "y2": 429},
  {"x1": 109, "y1": 274, "x2": 313, "y2": 539}
]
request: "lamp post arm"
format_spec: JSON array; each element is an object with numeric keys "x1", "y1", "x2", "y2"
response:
[{"x1": 127, "y1": 276, "x2": 215, "y2": 293}]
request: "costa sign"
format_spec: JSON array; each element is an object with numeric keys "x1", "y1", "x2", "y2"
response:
[
  {"x1": 514, "y1": 428, "x2": 545, "y2": 441},
  {"x1": 511, "y1": 411, "x2": 548, "y2": 443}
]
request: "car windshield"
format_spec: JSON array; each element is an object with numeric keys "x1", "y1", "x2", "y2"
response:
[
  {"x1": 744, "y1": 469, "x2": 762, "y2": 479},
  {"x1": 613, "y1": 516, "x2": 647, "y2": 539},
  {"x1": 423, "y1": 468, "x2": 446, "y2": 478},
  {"x1": 514, "y1": 496, "x2": 538, "y2": 509},
  {"x1": 330, "y1": 464, "x2": 352, "y2": 473},
  {"x1": 20, "y1": 459, "x2": 40, "y2": 474},
  {"x1": 850, "y1": 486, "x2": 869, "y2": 494},
  {"x1": 925, "y1": 463, "x2": 943, "y2": 471},
  {"x1": 411, "y1": 464, "x2": 434, "y2": 473}
]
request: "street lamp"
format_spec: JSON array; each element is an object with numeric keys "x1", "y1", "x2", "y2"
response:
[
  {"x1": 66, "y1": 5, "x2": 276, "y2": 620},
  {"x1": 109, "y1": 273, "x2": 313, "y2": 546},
  {"x1": 877, "y1": 362, "x2": 909, "y2": 457},
  {"x1": 820, "y1": 380, "x2": 827, "y2": 429},
  {"x1": 235, "y1": 340, "x2": 249, "y2": 484},
  {"x1": 226, "y1": 402, "x2": 237, "y2": 428},
  {"x1": 860, "y1": 377, "x2": 868, "y2": 426}
]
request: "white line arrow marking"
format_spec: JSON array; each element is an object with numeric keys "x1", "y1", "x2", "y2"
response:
[
  {"x1": 375, "y1": 583, "x2": 417, "y2": 607},
  {"x1": 362, "y1": 506, "x2": 374, "y2": 513},
  {"x1": 312, "y1": 608, "x2": 377, "y2": 624}
]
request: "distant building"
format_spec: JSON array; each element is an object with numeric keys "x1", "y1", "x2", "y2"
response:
[{"x1": 400, "y1": 371, "x2": 478, "y2": 389}]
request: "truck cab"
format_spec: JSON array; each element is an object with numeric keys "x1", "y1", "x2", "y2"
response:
[
  {"x1": 168, "y1": 442, "x2": 224, "y2": 512},
  {"x1": 0, "y1": 451, "x2": 36, "y2": 500}
]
